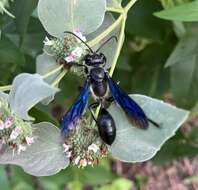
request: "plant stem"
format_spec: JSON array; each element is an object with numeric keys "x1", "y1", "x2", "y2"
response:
[
  {"x1": 0, "y1": 85, "x2": 12, "y2": 92},
  {"x1": 124, "y1": 0, "x2": 138, "y2": 12},
  {"x1": 87, "y1": 14, "x2": 123, "y2": 47},
  {"x1": 0, "y1": 65, "x2": 64, "y2": 92},
  {"x1": 42, "y1": 65, "x2": 63, "y2": 79},
  {"x1": 106, "y1": 7, "x2": 124, "y2": 14},
  {"x1": 109, "y1": 16, "x2": 126, "y2": 76},
  {"x1": 52, "y1": 70, "x2": 67, "y2": 87}
]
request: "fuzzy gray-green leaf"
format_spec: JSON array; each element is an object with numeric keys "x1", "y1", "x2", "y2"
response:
[
  {"x1": 36, "y1": 53, "x2": 60, "y2": 84},
  {"x1": 9, "y1": 73, "x2": 59, "y2": 121},
  {"x1": 36, "y1": 53, "x2": 61, "y2": 105},
  {"x1": 38, "y1": 0, "x2": 106, "y2": 37},
  {"x1": 107, "y1": 0, "x2": 122, "y2": 8},
  {"x1": 108, "y1": 95, "x2": 189, "y2": 162},
  {"x1": 0, "y1": 122, "x2": 69, "y2": 176}
]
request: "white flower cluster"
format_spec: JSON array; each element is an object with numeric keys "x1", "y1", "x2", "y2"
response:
[
  {"x1": 43, "y1": 30, "x2": 86, "y2": 64},
  {"x1": 63, "y1": 142, "x2": 102, "y2": 168},
  {"x1": 62, "y1": 118, "x2": 109, "y2": 168},
  {"x1": 0, "y1": 98, "x2": 35, "y2": 155}
]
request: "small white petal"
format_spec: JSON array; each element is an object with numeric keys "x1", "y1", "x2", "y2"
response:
[
  {"x1": 0, "y1": 120, "x2": 5, "y2": 130},
  {"x1": 63, "y1": 143, "x2": 70, "y2": 152},
  {"x1": 71, "y1": 47, "x2": 83, "y2": 58},
  {"x1": 66, "y1": 151, "x2": 72, "y2": 158},
  {"x1": 74, "y1": 30, "x2": 86, "y2": 42},
  {"x1": 4, "y1": 117, "x2": 14, "y2": 128},
  {"x1": 10, "y1": 127, "x2": 21, "y2": 140},
  {"x1": 17, "y1": 144, "x2": 26, "y2": 155},
  {"x1": 74, "y1": 156, "x2": 81, "y2": 165},
  {"x1": 88, "y1": 143, "x2": 99, "y2": 153},
  {"x1": 43, "y1": 37, "x2": 54, "y2": 46},
  {"x1": 65, "y1": 54, "x2": 75, "y2": 63},
  {"x1": 79, "y1": 159, "x2": 87, "y2": 167},
  {"x1": 25, "y1": 136, "x2": 34, "y2": 145}
]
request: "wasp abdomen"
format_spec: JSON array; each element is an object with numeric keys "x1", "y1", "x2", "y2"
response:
[{"x1": 97, "y1": 109, "x2": 116, "y2": 145}]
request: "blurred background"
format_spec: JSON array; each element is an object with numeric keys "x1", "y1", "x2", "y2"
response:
[{"x1": 0, "y1": 0, "x2": 198, "y2": 189}]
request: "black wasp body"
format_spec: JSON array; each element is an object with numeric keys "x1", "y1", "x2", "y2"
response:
[
  {"x1": 61, "y1": 31, "x2": 159, "y2": 146},
  {"x1": 89, "y1": 67, "x2": 108, "y2": 99},
  {"x1": 96, "y1": 108, "x2": 116, "y2": 145},
  {"x1": 85, "y1": 53, "x2": 116, "y2": 145}
]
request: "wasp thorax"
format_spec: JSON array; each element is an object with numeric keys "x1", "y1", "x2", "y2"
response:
[
  {"x1": 84, "y1": 53, "x2": 106, "y2": 66},
  {"x1": 63, "y1": 118, "x2": 108, "y2": 168},
  {"x1": 90, "y1": 67, "x2": 105, "y2": 82}
]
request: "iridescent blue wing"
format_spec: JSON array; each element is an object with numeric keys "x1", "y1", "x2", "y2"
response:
[
  {"x1": 107, "y1": 74, "x2": 149, "y2": 129},
  {"x1": 61, "y1": 80, "x2": 90, "y2": 136}
]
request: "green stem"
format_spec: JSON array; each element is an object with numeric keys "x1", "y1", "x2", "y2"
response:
[
  {"x1": 52, "y1": 70, "x2": 67, "y2": 87},
  {"x1": 124, "y1": 0, "x2": 138, "y2": 12},
  {"x1": 87, "y1": 14, "x2": 124, "y2": 47},
  {"x1": 42, "y1": 65, "x2": 63, "y2": 79},
  {"x1": 106, "y1": 7, "x2": 124, "y2": 14},
  {"x1": 0, "y1": 85, "x2": 12, "y2": 92},
  {"x1": 109, "y1": 16, "x2": 126, "y2": 76},
  {"x1": 0, "y1": 65, "x2": 64, "y2": 92}
]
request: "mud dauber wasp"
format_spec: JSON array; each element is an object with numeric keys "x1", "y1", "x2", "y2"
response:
[{"x1": 61, "y1": 31, "x2": 159, "y2": 145}]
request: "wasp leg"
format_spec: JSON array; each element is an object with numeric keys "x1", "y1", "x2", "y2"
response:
[
  {"x1": 148, "y1": 118, "x2": 161, "y2": 128},
  {"x1": 70, "y1": 63, "x2": 89, "y2": 74}
]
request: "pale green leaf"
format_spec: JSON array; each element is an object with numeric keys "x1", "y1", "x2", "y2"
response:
[
  {"x1": 0, "y1": 92, "x2": 8, "y2": 101},
  {"x1": 154, "y1": 1, "x2": 198, "y2": 22},
  {"x1": 165, "y1": 31, "x2": 198, "y2": 106},
  {"x1": 108, "y1": 95, "x2": 189, "y2": 162},
  {"x1": 36, "y1": 53, "x2": 61, "y2": 105},
  {"x1": 36, "y1": 53, "x2": 60, "y2": 84},
  {"x1": 0, "y1": 122, "x2": 69, "y2": 176},
  {"x1": 87, "y1": 13, "x2": 120, "y2": 68},
  {"x1": 107, "y1": 0, "x2": 122, "y2": 8},
  {"x1": 165, "y1": 33, "x2": 198, "y2": 68},
  {"x1": 38, "y1": 0, "x2": 106, "y2": 37},
  {"x1": 9, "y1": 73, "x2": 59, "y2": 121}
]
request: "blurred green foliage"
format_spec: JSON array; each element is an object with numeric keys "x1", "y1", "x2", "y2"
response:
[{"x1": 0, "y1": 0, "x2": 197, "y2": 189}]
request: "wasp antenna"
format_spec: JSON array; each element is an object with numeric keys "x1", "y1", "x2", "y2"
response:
[
  {"x1": 96, "y1": 36, "x2": 118, "y2": 53},
  {"x1": 64, "y1": 31, "x2": 94, "y2": 53}
]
